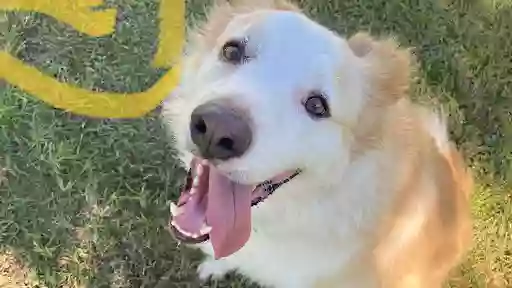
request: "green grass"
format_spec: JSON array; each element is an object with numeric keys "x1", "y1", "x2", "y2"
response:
[{"x1": 0, "y1": 0, "x2": 511, "y2": 287}]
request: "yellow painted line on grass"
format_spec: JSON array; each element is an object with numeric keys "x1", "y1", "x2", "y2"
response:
[
  {"x1": 1, "y1": 0, "x2": 117, "y2": 37},
  {"x1": 153, "y1": 0, "x2": 185, "y2": 68},
  {"x1": 0, "y1": 0, "x2": 185, "y2": 118},
  {"x1": 0, "y1": 52, "x2": 181, "y2": 118}
]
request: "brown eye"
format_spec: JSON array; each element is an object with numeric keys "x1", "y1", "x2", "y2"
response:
[
  {"x1": 304, "y1": 93, "x2": 330, "y2": 118},
  {"x1": 220, "y1": 39, "x2": 246, "y2": 64}
]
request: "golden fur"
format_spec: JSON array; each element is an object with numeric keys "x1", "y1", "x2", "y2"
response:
[
  {"x1": 321, "y1": 32, "x2": 473, "y2": 288},
  {"x1": 319, "y1": 31, "x2": 473, "y2": 287}
]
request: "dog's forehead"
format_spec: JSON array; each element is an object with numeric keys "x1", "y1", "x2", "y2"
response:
[
  {"x1": 215, "y1": 10, "x2": 347, "y2": 93},
  {"x1": 225, "y1": 10, "x2": 343, "y2": 61}
]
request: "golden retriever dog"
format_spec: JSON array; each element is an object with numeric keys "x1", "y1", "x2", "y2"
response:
[{"x1": 161, "y1": 1, "x2": 473, "y2": 287}]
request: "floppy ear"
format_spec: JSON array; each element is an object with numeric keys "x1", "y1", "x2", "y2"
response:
[{"x1": 348, "y1": 32, "x2": 415, "y2": 105}]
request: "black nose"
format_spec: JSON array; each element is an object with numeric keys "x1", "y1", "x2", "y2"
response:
[{"x1": 190, "y1": 100, "x2": 252, "y2": 160}]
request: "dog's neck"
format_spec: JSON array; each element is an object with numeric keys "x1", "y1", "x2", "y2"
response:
[{"x1": 252, "y1": 148, "x2": 388, "y2": 233}]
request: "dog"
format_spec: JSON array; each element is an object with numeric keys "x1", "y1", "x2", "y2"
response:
[{"x1": 161, "y1": 1, "x2": 473, "y2": 287}]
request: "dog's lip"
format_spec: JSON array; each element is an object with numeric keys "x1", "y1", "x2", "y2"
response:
[
  {"x1": 187, "y1": 148, "x2": 302, "y2": 186},
  {"x1": 250, "y1": 169, "x2": 302, "y2": 207},
  {"x1": 187, "y1": 148, "x2": 223, "y2": 166},
  {"x1": 169, "y1": 223, "x2": 210, "y2": 244}
]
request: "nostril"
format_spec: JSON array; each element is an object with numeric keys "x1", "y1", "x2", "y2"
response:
[
  {"x1": 217, "y1": 137, "x2": 234, "y2": 151},
  {"x1": 190, "y1": 101, "x2": 252, "y2": 160},
  {"x1": 194, "y1": 118, "x2": 207, "y2": 134}
]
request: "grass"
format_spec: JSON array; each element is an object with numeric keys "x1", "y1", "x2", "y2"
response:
[{"x1": 0, "y1": 0, "x2": 510, "y2": 287}]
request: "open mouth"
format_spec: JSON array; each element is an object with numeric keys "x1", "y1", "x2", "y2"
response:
[{"x1": 168, "y1": 157, "x2": 300, "y2": 259}]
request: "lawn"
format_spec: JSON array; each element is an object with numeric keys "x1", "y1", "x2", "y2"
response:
[{"x1": 0, "y1": 0, "x2": 511, "y2": 287}]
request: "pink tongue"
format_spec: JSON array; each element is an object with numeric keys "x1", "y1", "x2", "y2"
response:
[{"x1": 206, "y1": 165, "x2": 253, "y2": 259}]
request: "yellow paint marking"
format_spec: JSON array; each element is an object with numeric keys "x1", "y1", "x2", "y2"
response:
[
  {"x1": 0, "y1": 51, "x2": 181, "y2": 118},
  {"x1": 153, "y1": 0, "x2": 185, "y2": 68},
  {"x1": 1, "y1": 0, "x2": 117, "y2": 37},
  {"x1": 0, "y1": 0, "x2": 185, "y2": 118}
]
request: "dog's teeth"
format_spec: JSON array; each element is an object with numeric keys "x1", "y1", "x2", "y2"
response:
[
  {"x1": 171, "y1": 220, "x2": 209, "y2": 239},
  {"x1": 171, "y1": 221, "x2": 193, "y2": 237},
  {"x1": 201, "y1": 159, "x2": 209, "y2": 166},
  {"x1": 200, "y1": 225, "x2": 212, "y2": 234},
  {"x1": 170, "y1": 202, "x2": 179, "y2": 216},
  {"x1": 190, "y1": 187, "x2": 198, "y2": 195}
]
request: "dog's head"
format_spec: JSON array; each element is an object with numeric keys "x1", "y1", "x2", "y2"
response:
[
  {"x1": 167, "y1": 1, "x2": 370, "y2": 183},
  {"x1": 162, "y1": 0, "x2": 412, "y2": 259}
]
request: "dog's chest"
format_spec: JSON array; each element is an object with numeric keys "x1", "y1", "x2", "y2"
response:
[{"x1": 217, "y1": 189, "x2": 371, "y2": 287}]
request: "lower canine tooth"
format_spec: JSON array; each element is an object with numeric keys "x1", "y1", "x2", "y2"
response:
[
  {"x1": 170, "y1": 202, "x2": 178, "y2": 215},
  {"x1": 170, "y1": 202, "x2": 183, "y2": 216},
  {"x1": 200, "y1": 225, "x2": 212, "y2": 234}
]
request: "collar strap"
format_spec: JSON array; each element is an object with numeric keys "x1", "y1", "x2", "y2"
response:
[{"x1": 251, "y1": 170, "x2": 301, "y2": 207}]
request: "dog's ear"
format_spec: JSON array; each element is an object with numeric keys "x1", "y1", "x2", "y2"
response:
[
  {"x1": 349, "y1": 32, "x2": 415, "y2": 104},
  {"x1": 348, "y1": 32, "x2": 376, "y2": 58},
  {"x1": 189, "y1": 1, "x2": 236, "y2": 50}
]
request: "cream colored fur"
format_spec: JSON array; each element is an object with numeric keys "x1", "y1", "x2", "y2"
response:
[{"x1": 161, "y1": 1, "x2": 473, "y2": 287}]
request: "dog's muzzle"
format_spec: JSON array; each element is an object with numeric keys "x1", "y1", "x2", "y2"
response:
[{"x1": 190, "y1": 100, "x2": 252, "y2": 161}]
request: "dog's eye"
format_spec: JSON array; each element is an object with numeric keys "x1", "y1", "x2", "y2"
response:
[
  {"x1": 304, "y1": 93, "x2": 330, "y2": 118},
  {"x1": 220, "y1": 39, "x2": 246, "y2": 64}
]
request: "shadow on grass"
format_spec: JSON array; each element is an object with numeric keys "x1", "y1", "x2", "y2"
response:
[{"x1": 0, "y1": 0, "x2": 510, "y2": 287}]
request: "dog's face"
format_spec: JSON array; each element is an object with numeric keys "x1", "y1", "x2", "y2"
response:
[
  {"x1": 163, "y1": 1, "x2": 413, "y2": 258},
  {"x1": 165, "y1": 6, "x2": 367, "y2": 185}
]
